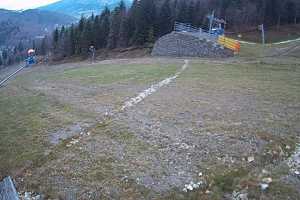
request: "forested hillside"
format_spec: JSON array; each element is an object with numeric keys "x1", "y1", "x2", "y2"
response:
[
  {"x1": 50, "y1": 0, "x2": 300, "y2": 59},
  {"x1": 39, "y1": 0, "x2": 133, "y2": 18},
  {"x1": 0, "y1": 9, "x2": 75, "y2": 67},
  {"x1": 1, "y1": 0, "x2": 299, "y2": 66},
  {"x1": 0, "y1": 9, "x2": 75, "y2": 46}
]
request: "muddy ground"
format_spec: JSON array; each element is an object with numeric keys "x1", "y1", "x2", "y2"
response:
[{"x1": 0, "y1": 42, "x2": 300, "y2": 199}]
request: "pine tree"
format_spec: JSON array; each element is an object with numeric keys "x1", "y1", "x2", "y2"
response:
[
  {"x1": 93, "y1": 15, "x2": 101, "y2": 49},
  {"x1": 144, "y1": 0, "x2": 156, "y2": 37},
  {"x1": 118, "y1": 15, "x2": 129, "y2": 47},
  {"x1": 52, "y1": 27, "x2": 62, "y2": 58},
  {"x1": 8, "y1": 56, "x2": 14, "y2": 65},
  {"x1": 107, "y1": 1, "x2": 126, "y2": 49},
  {"x1": 39, "y1": 36, "x2": 48, "y2": 55},
  {"x1": 187, "y1": 1, "x2": 195, "y2": 24},
  {"x1": 132, "y1": 0, "x2": 156, "y2": 45},
  {"x1": 82, "y1": 19, "x2": 94, "y2": 54},
  {"x1": 78, "y1": 16, "x2": 86, "y2": 32},
  {"x1": 32, "y1": 40, "x2": 36, "y2": 50},
  {"x1": 73, "y1": 26, "x2": 81, "y2": 55},
  {"x1": 69, "y1": 24, "x2": 76, "y2": 55},
  {"x1": 2, "y1": 49, "x2": 8, "y2": 63},
  {"x1": 177, "y1": 0, "x2": 189, "y2": 23},
  {"x1": 60, "y1": 26, "x2": 66, "y2": 37},
  {"x1": 17, "y1": 41, "x2": 24, "y2": 53},
  {"x1": 193, "y1": 1, "x2": 204, "y2": 27},
  {"x1": 62, "y1": 29, "x2": 71, "y2": 57},
  {"x1": 147, "y1": 26, "x2": 155, "y2": 43},
  {"x1": 117, "y1": 0, "x2": 130, "y2": 47},
  {"x1": 53, "y1": 28, "x2": 59, "y2": 46},
  {"x1": 127, "y1": 0, "x2": 139, "y2": 45},
  {"x1": 77, "y1": 16, "x2": 87, "y2": 54},
  {"x1": 100, "y1": 7, "x2": 111, "y2": 48},
  {"x1": 158, "y1": 0, "x2": 173, "y2": 36},
  {"x1": 85, "y1": 18, "x2": 94, "y2": 45}
]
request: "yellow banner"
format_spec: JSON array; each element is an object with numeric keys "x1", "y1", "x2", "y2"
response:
[{"x1": 218, "y1": 36, "x2": 240, "y2": 53}]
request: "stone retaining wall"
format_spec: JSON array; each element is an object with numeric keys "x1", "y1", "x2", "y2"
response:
[{"x1": 151, "y1": 32, "x2": 233, "y2": 58}]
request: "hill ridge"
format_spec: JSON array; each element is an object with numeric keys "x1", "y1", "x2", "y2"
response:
[{"x1": 39, "y1": 0, "x2": 133, "y2": 18}]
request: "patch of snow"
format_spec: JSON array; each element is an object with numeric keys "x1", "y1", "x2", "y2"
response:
[
  {"x1": 260, "y1": 183, "x2": 269, "y2": 191},
  {"x1": 273, "y1": 38, "x2": 300, "y2": 45},
  {"x1": 262, "y1": 177, "x2": 272, "y2": 184},
  {"x1": 237, "y1": 37, "x2": 300, "y2": 45},
  {"x1": 238, "y1": 40, "x2": 256, "y2": 45},
  {"x1": 247, "y1": 156, "x2": 255, "y2": 163},
  {"x1": 232, "y1": 190, "x2": 248, "y2": 200},
  {"x1": 70, "y1": 138, "x2": 79, "y2": 145},
  {"x1": 287, "y1": 143, "x2": 300, "y2": 177},
  {"x1": 19, "y1": 191, "x2": 41, "y2": 200},
  {"x1": 183, "y1": 180, "x2": 203, "y2": 192},
  {"x1": 66, "y1": 132, "x2": 91, "y2": 148}
]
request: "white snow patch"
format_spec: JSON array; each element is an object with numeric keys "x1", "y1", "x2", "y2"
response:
[
  {"x1": 238, "y1": 40, "x2": 256, "y2": 45},
  {"x1": 273, "y1": 38, "x2": 300, "y2": 45},
  {"x1": 287, "y1": 143, "x2": 300, "y2": 176},
  {"x1": 121, "y1": 60, "x2": 189, "y2": 110},
  {"x1": 237, "y1": 37, "x2": 300, "y2": 45},
  {"x1": 183, "y1": 181, "x2": 204, "y2": 192}
]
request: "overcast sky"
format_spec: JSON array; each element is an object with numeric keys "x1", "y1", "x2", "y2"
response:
[{"x1": 0, "y1": 0, "x2": 60, "y2": 10}]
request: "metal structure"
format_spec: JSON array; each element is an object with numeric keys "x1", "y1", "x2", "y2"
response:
[
  {"x1": 174, "y1": 22, "x2": 218, "y2": 42},
  {"x1": 174, "y1": 10, "x2": 226, "y2": 41},
  {"x1": 0, "y1": 49, "x2": 36, "y2": 87},
  {"x1": 208, "y1": 10, "x2": 215, "y2": 34},
  {"x1": 0, "y1": 65, "x2": 27, "y2": 87},
  {"x1": 174, "y1": 21, "x2": 241, "y2": 54},
  {"x1": 258, "y1": 24, "x2": 265, "y2": 45},
  {"x1": 206, "y1": 11, "x2": 226, "y2": 35},
  {"x1": 0, "y1": 177, "x2": 19, "y2": 200}
]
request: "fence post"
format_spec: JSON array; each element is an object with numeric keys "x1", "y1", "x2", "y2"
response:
[
  {"x1": 199, "y1": 28, "x2": 202, "y2": 39},
  {"x1": 258, "y1": 24, "x2": 265, "y2": 45},
  {"x1": 261, "y1": 24, "x2": 265, "y2": 45},
  {"x1": 209, "y1": 10, "x2": 215, "y2": 34}
]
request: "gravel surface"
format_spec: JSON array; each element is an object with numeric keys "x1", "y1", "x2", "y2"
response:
[{"x1": 2, "y1": 55, "x2": 299, "y2": 199}]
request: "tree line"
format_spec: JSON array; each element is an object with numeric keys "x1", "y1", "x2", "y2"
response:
[
  {"x1": 51, "y1": 0, "x2": 300, "y2": 58},
  {"x1": 1, "y1": 0, "x2": 299, "y2": 67}
]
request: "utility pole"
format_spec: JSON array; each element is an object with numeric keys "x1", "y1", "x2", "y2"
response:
[
  {"x1": 208, "y1": 10, "x2": 215, "y2": 34},
  {"x1": 259, "y1": 24, "x2": 265, "y2": 45}
]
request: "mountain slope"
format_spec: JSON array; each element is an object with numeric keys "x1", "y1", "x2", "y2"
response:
[
  {"x1": 39, "y1": 0, "x2": 133, "y2": 18},
  {"x1": 0, "y1": 9, "x2": 76, "y2": 45}
]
